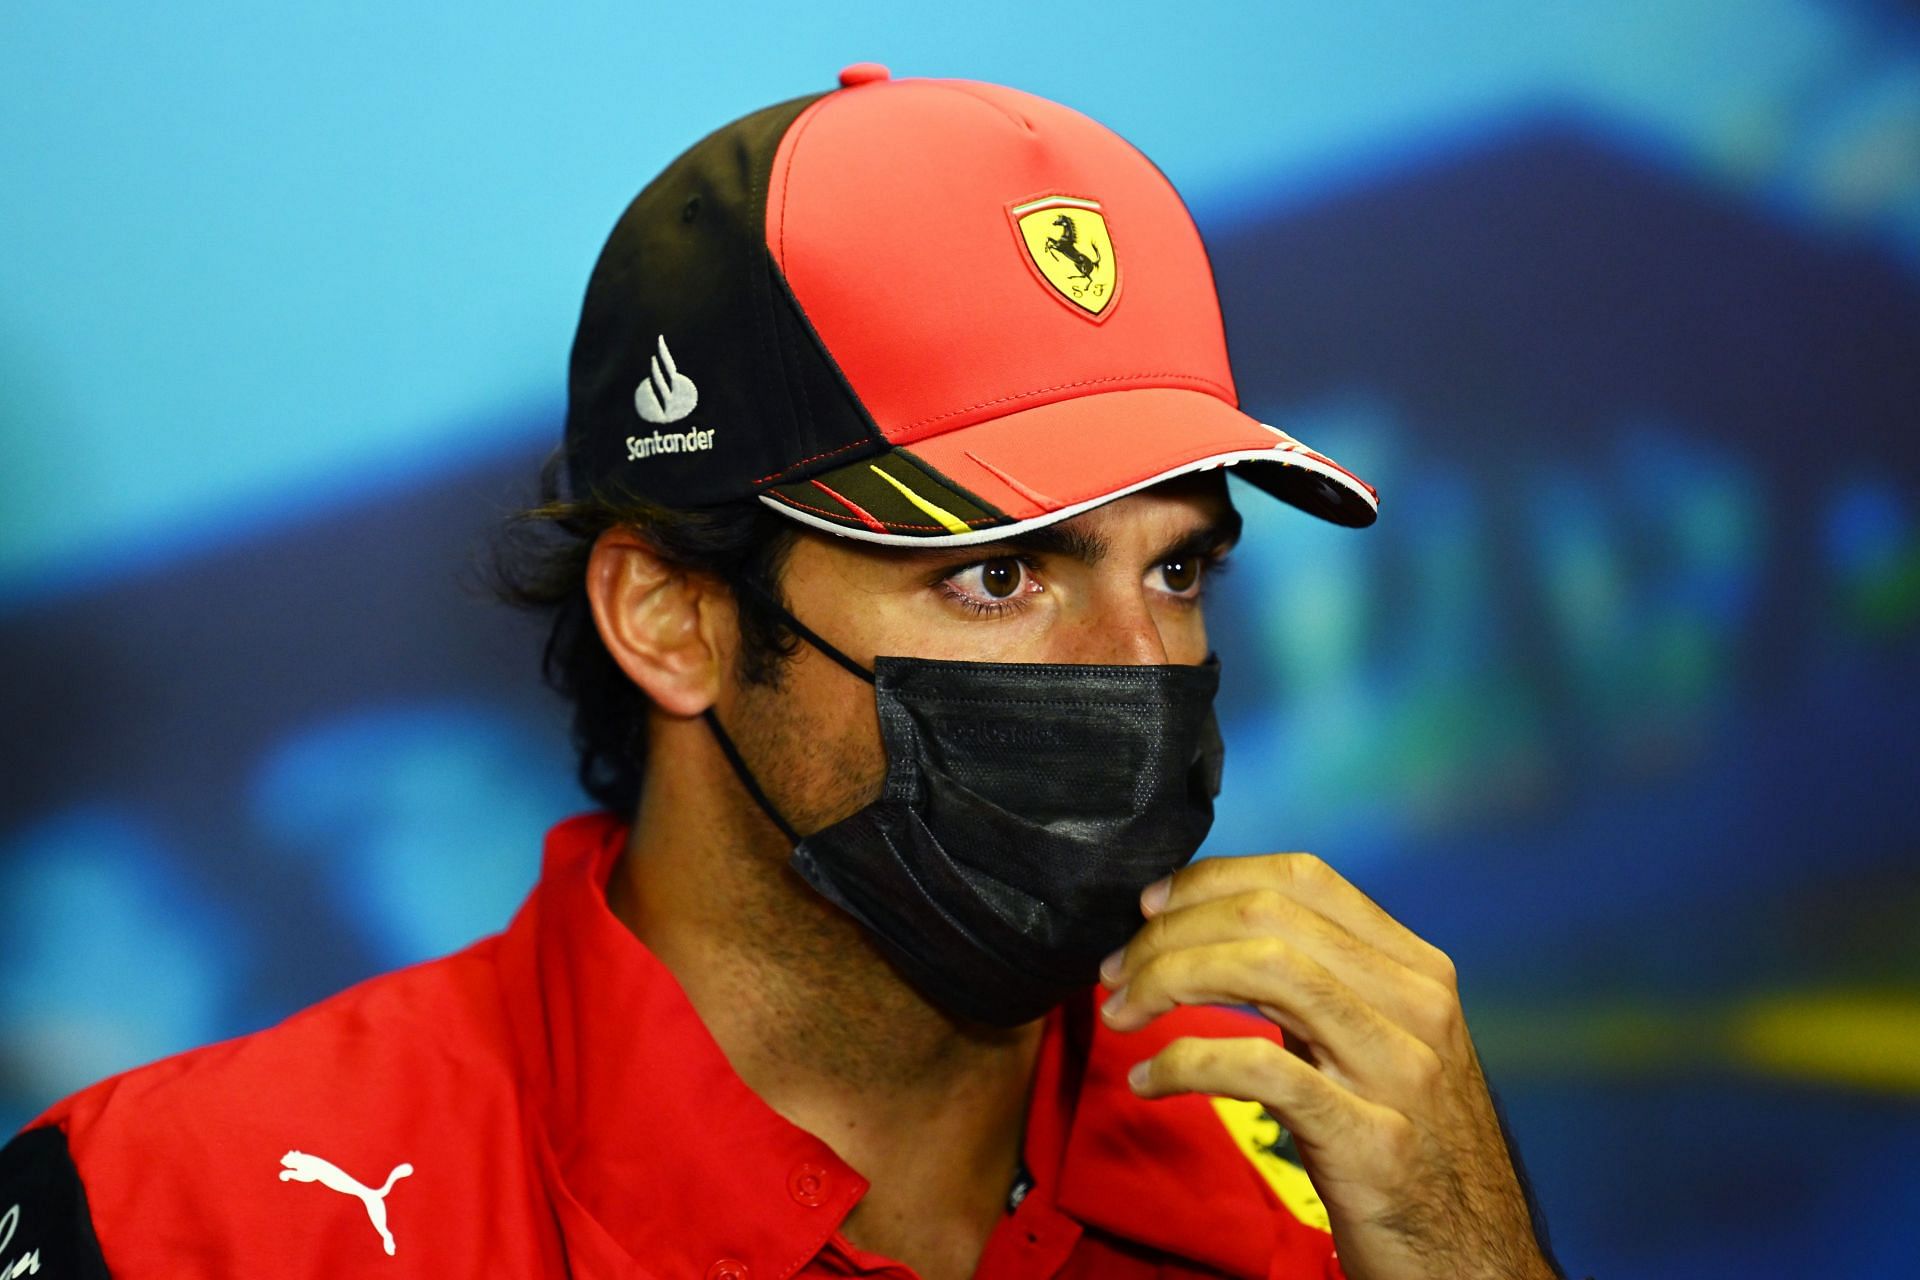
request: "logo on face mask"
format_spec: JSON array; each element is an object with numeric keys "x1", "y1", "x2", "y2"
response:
[{"x1": 943, "y1": 720, "x2": 1066, "y2": 748}]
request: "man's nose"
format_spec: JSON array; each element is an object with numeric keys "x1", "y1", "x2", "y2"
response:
[{"x1": 1057, "y1": 586, "x2": 1170, "y2": 665}]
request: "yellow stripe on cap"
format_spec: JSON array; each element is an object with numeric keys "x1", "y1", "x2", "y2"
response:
[
  {"x1": 1210, "y1": 1097, "x2": 1331, "y2": 1232},
  {"x1": 869, "y1": 465, "x2": 972, "y2": 535}
]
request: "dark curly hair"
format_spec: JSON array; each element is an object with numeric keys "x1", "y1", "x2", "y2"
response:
[{"x1": 489, "y1": 447, "x2": 800, "y2": 814}]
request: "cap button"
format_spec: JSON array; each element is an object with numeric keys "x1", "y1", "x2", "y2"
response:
[
  {"x1": 705, "y1": 1260, "x2": 750, "y2": 1280},
  {"x1": 838, "y1": 62, "x2": 891, "y2": 88}
]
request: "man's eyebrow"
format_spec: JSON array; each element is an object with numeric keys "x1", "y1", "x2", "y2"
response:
[
  {"x1": 1150, "y1": 508, "x2": 1242, "y2": 566},
  {"x1": 895, "y1": 506, "x2": 1243, "y2": 569},
  {"x1": 998, "y1": 521, "x2": 1112, "y2": 565},
  {"x1": 882, "y1": 522, "x2": 1110, "y2": 568}
]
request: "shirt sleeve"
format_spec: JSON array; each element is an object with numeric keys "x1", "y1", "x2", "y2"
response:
[{"x1": 0, "y1": 1125, "x2": 113, "y2": 1278}]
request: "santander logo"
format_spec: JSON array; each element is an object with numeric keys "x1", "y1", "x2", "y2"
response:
[{"x1": 634, "y1": 334, "x2": 699, "y2": 424}]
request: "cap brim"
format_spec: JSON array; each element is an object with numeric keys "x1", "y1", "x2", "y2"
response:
[{"x1": 760, "y1": 386, "x2": 1378, "y2": 546}]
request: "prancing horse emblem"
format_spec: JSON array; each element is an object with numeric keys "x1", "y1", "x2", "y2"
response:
[
  {"x1": 279, "y1": 1150, "x2": 414, "y2": 1257},
  {"x1": 1044, "y1": 215, "x2": 1101, "y2": 290},
  {"x1": 1011, "y1": 195, "x2": 1119, "y2": 318}
]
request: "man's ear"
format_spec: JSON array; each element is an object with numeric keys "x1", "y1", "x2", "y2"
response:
[{"x1": 585, "y1": 526, "x2": 732, "y2": 719}]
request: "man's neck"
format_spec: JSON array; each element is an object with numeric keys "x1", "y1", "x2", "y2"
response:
[{"x1": 608, "y1": 759, "x2": 1044, "y2": 1279}]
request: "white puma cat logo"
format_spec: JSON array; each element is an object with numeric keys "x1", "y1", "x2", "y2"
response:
[{"x1": 278, "y1": 1150, "x2": 413, "y2": 1257}]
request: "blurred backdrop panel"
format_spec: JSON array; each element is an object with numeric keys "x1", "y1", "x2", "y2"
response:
[{"x1": 3, "y1": 4, "x2": 1917, "y2": 1278}]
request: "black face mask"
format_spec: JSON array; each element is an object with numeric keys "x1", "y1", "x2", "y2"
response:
[{"x1": 703, "y1": 594, "x2": 1225, "y2": 1027}]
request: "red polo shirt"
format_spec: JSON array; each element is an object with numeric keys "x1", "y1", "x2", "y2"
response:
[{"x1": 9, "y1": 812, "x2": 1342, "y2": 1279}]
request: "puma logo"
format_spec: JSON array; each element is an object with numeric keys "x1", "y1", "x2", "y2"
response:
[{"x1": 279, "y1": 1150, "x2": 413, "y2": 1257}]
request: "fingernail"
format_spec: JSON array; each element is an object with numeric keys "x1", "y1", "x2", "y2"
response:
[
  {"x1": 1141, "y1": 878, "x2": 1171, "y2": 916},
  {"x1": 1127, "y1": 1060, "x2": 1150, "y2": 1092},
  {"x1": 1099, "y1": 947, "x2": 1126, "y2": 985},
  {"x1": 1101, "y1": 986, "x2": 1127, "y2": 1019}
]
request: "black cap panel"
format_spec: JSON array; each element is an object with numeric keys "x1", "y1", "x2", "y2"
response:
[
  {"x1": 759, "y1": 259, "x2": 890, "y2": 488},
  {"x1": 564, "y1": 89, "x2": 885, "y2": 509}
]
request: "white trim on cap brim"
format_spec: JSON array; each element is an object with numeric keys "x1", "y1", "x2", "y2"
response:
[{"x1": 758, "y1": 439, "x2": 1379, "y2": 548}]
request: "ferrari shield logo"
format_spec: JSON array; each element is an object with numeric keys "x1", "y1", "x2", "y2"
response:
[{"x1": 1012, "y1": 196, "x2": 1118, "y2": 317}]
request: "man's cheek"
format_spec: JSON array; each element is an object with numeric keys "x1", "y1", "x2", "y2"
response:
[
  {"x1": 1159, "y1": 605, "x2": 1212, "y2": 668},
  {"x1": 778, "y1": 701, "x2": 888, "y2": 833}
]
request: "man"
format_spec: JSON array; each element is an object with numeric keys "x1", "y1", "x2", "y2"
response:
[{"x1": 1, "y1": 66, "x2": 1570, "y2": 1279}]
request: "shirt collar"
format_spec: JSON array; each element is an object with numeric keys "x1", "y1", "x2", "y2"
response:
[
  {"x1": 498, "y1": 812, "x2": 1290, "y2": 1280},
  {"x1": 1055, "y1": 991, "x2": 1289, "y2": 1277},
  {"x1": 498, "y1": 812, "x2": 866, "y2": 1280}
]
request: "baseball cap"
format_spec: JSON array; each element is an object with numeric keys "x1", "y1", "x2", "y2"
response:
[{"x1": 564, "y1": 63, "x2": 1377, "y2": 545}]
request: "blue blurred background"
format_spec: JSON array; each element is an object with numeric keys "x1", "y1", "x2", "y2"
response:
[{"x1": 4, "y1": 3, "x2": 1917, "y2": 1276}]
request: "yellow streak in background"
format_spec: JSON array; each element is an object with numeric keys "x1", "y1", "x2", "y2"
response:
[
  {"x1": 1729, "y1": 991, "x2": 1920, "y2": 1094},
  {"x1": 1470, "y1": 990, "x2": 1920, "y2": 1095}
]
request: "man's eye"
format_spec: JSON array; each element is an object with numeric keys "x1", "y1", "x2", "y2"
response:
[
  {"x1": 953, "y1": 557, "x2": 1029, "y2": 600},
  {"x1": 1160, "y1": 558, "x2": 1200, "y2": 594},
  {"x1": 941, "y1": 557, "x2": 1040, "y2": 613},
  {"x1": 978, "y1": 558, "x2": 1023, "y2": 598}
]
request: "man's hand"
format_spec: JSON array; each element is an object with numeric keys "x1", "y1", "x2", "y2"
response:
[{"x1": 1098, "y1": 853, "x2": 1556, "y2": 1280}]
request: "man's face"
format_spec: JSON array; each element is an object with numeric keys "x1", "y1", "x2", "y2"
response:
[{"x1": 723, "y1": 471, "x2": 1240, "y2": 836}]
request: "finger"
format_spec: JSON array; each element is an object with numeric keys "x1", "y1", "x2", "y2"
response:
[
  {"x1": 1104, "y1": 938, "x2": 1435, "y2": 1099},
  {"x1": 1129, "y1": 1035, "x2": 1402, "y2": 1175},
  {"x1": 1106, "y1": 889, "x2": 1462, "y2": 1052},
  {"x1": 1147, "y1": 853, "x2": 1457, "y2": 990}
]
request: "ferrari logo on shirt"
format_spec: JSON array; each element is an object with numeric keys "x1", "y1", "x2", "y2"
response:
[
  {"x1": 1012, "y1": 196, "x2": 1118, "y2": 317},
  {"x1": 1210, "y1": 1097, "x2": 1332, "y2": 1232}
]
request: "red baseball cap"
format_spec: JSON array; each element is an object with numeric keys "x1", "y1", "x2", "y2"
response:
[{"x1": 564, "y1": 63, "x2": 1378, "y2": 544}]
